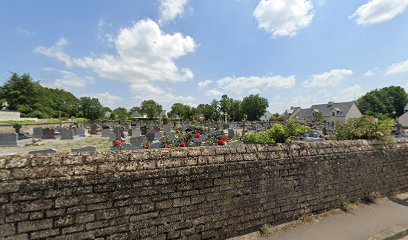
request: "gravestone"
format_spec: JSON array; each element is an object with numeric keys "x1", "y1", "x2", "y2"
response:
[
  {"x1": 108, "y1": 133, "x2": 116, "y2": 141},
  {"x1": 131, "y1": 128, "x2": 141, "y2": 137},
  {"x1": 71, "y1": 146, "x2": 96, "y2": 153},
  {"x1": 140, "y1": 126, "x2": 147, "y2": 136},
  {"x1": 164, "y1": 125, "x2": 172, "y2": 132},
  {"x1": 114, "y1": 127, "x2": 124, "y2": 140},
  {"x1": 42, "y1": 128, "x2": 55, "y2": 139},
  {"x1": 102, "y1": 129, "x2": 111, "y2": 138},
  {"x1": 146, "y1": 132, "x2": 155, "y2": 142},
  {"x1": 154, "y1": 132, "x2": 163, "y2": 140},
  {"x1": 167, "y1": 132, "x2": 177, "y2": 141},
  {"x1": 60, "y1": 128, "x2": 74, "y2": 140},
  {"x1": 28, "y1": 148, "x2": 58, "y2": 155},
  {"x1": 228, "y1": 129, "x2": 235, "y2": 139},
  {"x1": 0, "y1": 133, "x2": 18, "y2": 146},
  {"x1": 33, "y1": 128, "x2": 43, "y2": 138},
  {"x1": 149, "y1": 142, "x2": 161, "y2": 149},
  {"x1": 77, "y1": 127, "x2": 86, "y2": 137},
  {"x1": 90, "y1": 124, "x2": 98, "y2": 135},
  {"x1": 130, "y1": 136, "x2": 146, "y2": 146},
  {"x1": 121, "y1": 143, "x2": 143, "y2": 150}
]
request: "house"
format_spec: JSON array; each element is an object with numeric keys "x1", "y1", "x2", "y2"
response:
[
  {"x1": 130, "y1": 111, "x2": 147, "y2": 119},
  {"x1": 260, "y1": 111, "x2": 273, "y2": 121},
  {"x1": 283, "y1": 107, "x2": 302, "y2": 120},
  {"x1": 289, "y1": 101, "x2": 362, "y2": 128},
  {"x1": 398, "y1": 103, "x2": 408, "y2": 128}
]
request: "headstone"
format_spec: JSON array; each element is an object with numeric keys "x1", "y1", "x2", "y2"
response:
[
  {"x1": 28, "y1": 148, "x2": 58, "y2": 155},
  {"x1": 60, "y1": 128, "x2": 74, "y2": 140},
  {"x1": 131, "y1": 128, "x2": 142, "y2": 137},
  {"x1": 33, "y1": 128, "x2": 43, "y2": 138},
  {"x1": 228, "y1": 129, "x2": 235, "y2": 139},
  {"x1": 108, "y1": 133, "x2": 116, "y2": 141},
  {"x1": 90, "y1": 124, "x2": 98, "y2": 135},
  {"x1": 77, "y1": 127, "x2": 86, "y2": 137},
  {"x1": 164, "y1": 125, "x2": 172, "y2": 132},
  {"x1": 146, "y1": 132, "x2": 155, "y2": 142},
  {"x1": 114, "y1": 127, "x2": 124, "y2": 140},
  {"x1": 0, "y1": 133, "x2": 18, "y2": 146},
  {"x1": 121, "y1": 143, "x2": 143, "y2": 150},
  {"x1": 130, "y1": 136, "x2": 146, "y2": 146},
  {"x1": 42, "y1": 128, "x2": 55, "y2": 139},
  {"x1": 154, "y1": 132, "x2": 163, "y2": 140},
  {"x1": 140, "y1": 126, "x2": 147, "y2": 136},
  {"x1": 71, "y1": 146, "x2": 96, "y2": 153},
  {"x1": 102, "y1": 129, "x2": 111, "y2": 138},
  {"x1": 167, "y1": 132, "x2": 177, "y2": 141},
  {"x1": 149, "y1": 142, "x2": 161, "y2": 149}
]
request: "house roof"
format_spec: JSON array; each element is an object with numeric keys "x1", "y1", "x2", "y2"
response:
[
  {"x1": 302, "y1": 101, "x2": 355, "y2": 117},
  {"x1": 130, "y1": 111, "x2": 145, "y2": 118},
  {"x1": 288, "y1": 107, "x2": 302, "y2": 119}
]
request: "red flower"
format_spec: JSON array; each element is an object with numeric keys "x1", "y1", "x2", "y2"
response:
[
  {"x1": 195, "y1": 132, "x2": 201, "y2": 138},
  {"x1": 180, "y1": 142, "x2": 187, "y2": 147},
  {"x1": 115, "y1": 140, "x2": 122, "y2": 146},
  {"x1": 218, "y1": 139, "x2": 225, "y2": 145},
  {"x1": 192, "y1": 116, "x2": 195, "y2": 119},
  {"x1": 165, "y1": 144, "x2": 172, "y2": 148},
  {"x1": 145, "y1": 142, "x2": 150, "y2": 148}
]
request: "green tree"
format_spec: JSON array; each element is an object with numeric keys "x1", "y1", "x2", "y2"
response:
[
  {"x1": 112, "y1": 107, "x2": 128, "y2": 120},
  {"x1": 140, "y1": 100, "x2": 163, "y2": 119},
  {"x1": 228, "y1": 99, "x2": 244, "y2": 121},
  {"x1": 357, "y1": 86, "x2": 408, "y2": 119},
  {"x1": 196, "y1": 103, "x2": 219, "y2": 121},
  {"x1": 210, "y1": 100, "x2": 221, "y2": 121},
  {"x1": 0, "y1": 73, "x2": 37, "y2": 112},
  {"x1": 241, "y1": 94, "x2": 269, "y2": 121},
  {"x1": 129, "y1": 106, "x2": 141, "y2": 117},
  {"x1": 219, "y1": 95, "x2": 233, "y2": 121},
  {"x1": 79, "y1": 97, "x2": 104, "y2": 120},
  {"x1": 169, "y1": 103, "x2": 192, "y2": 119}
]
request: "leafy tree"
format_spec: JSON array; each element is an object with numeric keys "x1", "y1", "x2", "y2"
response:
[
  {"x1": 79, "y1": 97, "x2": 104, "y2": 120},
  {"x1": 0, "y1": 73, "x2": 37, "y2": 112},
  {"x1": 169, "y1": 103, "x2": 192, "y2": 119},
  {"x1": 129, "y1": 106, "x2": 141, "y2": 117},
  {"x1": 336, "y1": 115, "x2": 393, "y2": 141},
  {"x1": 140, "y1": 100, "x2": 163, "y2": 119},
  {"x1": 210, "y1": 100, "x2": 221, "y2": 121},
  {"x1": 196, "y1": 104, "x2": 219, "y2": 121},
  {"x1": 219, "y1": 95, "x2": 233, "y2": 121},
  {"x1": 357, "y1": 86, "x2": 408, "y2": 119},
  {"x1": 241, "y1": 94, "x2": 269, "y2": 121},
  {"x1": 112, "y1": 107, "x2": 128, "y2": 120},
  {"x1": 228, "y1": 99, "x2": 244, "y2": 121}
]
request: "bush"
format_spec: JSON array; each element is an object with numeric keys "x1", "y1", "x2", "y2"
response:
[
  {"x1": 335, "y1": 115, "x2": 393, "y2": 141},
  {"x1": 244, "y1": 120, "x2": 310, "y2": 144}
]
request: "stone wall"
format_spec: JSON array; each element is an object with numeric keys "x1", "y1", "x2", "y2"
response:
[
  {"x1": 1, "y1": 139, "x2": 408, "y2": 239},
  {"x1": 0, "y1": 122, "x2": 71, "y2": 134}
]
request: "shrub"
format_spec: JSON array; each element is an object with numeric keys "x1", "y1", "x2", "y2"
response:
[
  {"x1": 244, "y1": 120, "x2": 310, "y2": 144},
  {"x1": 335, "y1": 115, "x2": 393, "y2": 141}
]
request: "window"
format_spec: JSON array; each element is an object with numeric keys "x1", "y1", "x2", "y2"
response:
[{"x1": 332, "y1": 112, "x2": 335, "y2": 116}]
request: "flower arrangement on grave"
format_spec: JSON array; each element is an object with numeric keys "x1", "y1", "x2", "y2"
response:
[{"x1": 113, "y1": 139, "x2": 122, "y2": 150}]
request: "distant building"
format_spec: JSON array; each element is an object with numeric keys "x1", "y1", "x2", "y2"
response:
[
  {"x1": 283, "y1": 107, "x2": 302, "y2": 120},
  {"x1": 0, "y1": 110, "x2": 38, "y2": 121},
  {"x1": 130, "y1": 111, "x2": 147, "y2": 119},
  {"x1": 286, "y1": 101, "x2": 362, "y2": 128},
  {"x1": 260, "y1": 111, "x2": 273, "y2": 121},
  {"x1": 104, "y1": 111, "x2": 111, "y2": 119},
  {"x1": 398, "y1": 103, "x2": 408, "y2": 128}
]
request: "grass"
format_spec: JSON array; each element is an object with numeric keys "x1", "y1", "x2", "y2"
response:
[
  {"x1": 0, "y1": 120, "x2": 37, "y2": 125},
  {"x1": 260, "y1": 224, "x2": 273, "y2": 236},
  {"x1": 363, "y1": 192, "x2": 381, "y2": 204}
]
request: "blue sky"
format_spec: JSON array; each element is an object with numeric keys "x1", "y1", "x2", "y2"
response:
[{"x1": 1, "y1": 0, "x2": 408, "y2": 113}]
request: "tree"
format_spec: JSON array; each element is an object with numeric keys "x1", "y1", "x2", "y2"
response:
[
  {"x1": 169, "y1": 103, "x2": 192, "y2": 119},
  {"x1": 241, "y1": 94, "x2": 269, "y2": 121},
  {"x1": 79, "y1": 97, "x2": 104, "y2": 120},
  {"x1": 357, "y1": 86, "x2": 408, "y2": 120},
  {"x1": 0, "y1": 73, "x2": 37, "y2": 112},
  {"x1": 219, "y1": 95, "x2": 233, "y2": 121},
  {"x1": 140, "y1": 100, "x2": 163, "y2": 119},
  {"x1": 129, "y1": 106, "x2": 141, "y2": 117},
  {"x1": 196, "y1": 104, "x2": 219, "y2": 121},
  {"x1": 112, "y1": 107, "x2": 128, "y2": 120},
  {"x1": 228, "y1": 99, "x2": 244, "y2": 121},
  {"x1": 210, "y1": 100, "x2": 221, "y2": 121}
]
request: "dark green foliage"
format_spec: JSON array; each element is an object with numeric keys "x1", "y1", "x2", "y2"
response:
[
  {"x1": 140, "y1": 100, "x2": 163, "y2": 119},
  {"x1": 79, "y1": 97, "x2": 104, "y2": 120},
  {"x1": 242, "y1": 94, "x2": 269, "y2": 121},
  {"x1": 169, "y1": 103, "x2": 192, "y2": 119},
  {"x1": 112, "y1": 107, "x2": 128, "y2": 120},
  {"x1": 356, "y1": 86, "x2": 408, "y2": 120}
]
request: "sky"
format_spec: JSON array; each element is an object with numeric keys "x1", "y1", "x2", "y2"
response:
[{"x1": 1, "y1": 0, "x2": 408, "y2": 113}]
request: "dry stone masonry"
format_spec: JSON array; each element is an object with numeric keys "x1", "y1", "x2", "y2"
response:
[{"x1": 1, "y1": 139, "x2": 408, "y2": 239}]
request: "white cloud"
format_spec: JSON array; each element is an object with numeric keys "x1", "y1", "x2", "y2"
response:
[
  {"x1": 34, "y1": 38, "x2": 72, "y2": 66},
  {"x1": 205, "y1": 89, "x2": 224, "y2": 97},
  {"x1": 35, "y1": 19, "x2": 196, "y2": 84},
  {"x1": 97, "y1": 19, "x2": 114, "y2": 46},
  {"x1": 16, "y1": 27, "x2": 35, "y2": 36},
  {"x1": 87, "y1": 92, "x2": 124, "y2": 108},
  {"x1": 385, "y1": 59, "x2": 408, "y2": 75},
  {"x1": 159, "y1": 0, "x2": 190, "y2": 24},
  {"x1": 217, "y1": 75, "x2": 296, "y2": 94},
  {"x1": 41, "y1": 68, "x2": 95, "y2": 90},
  {"x1": 304, "y1": 69, "x2": 353, "y2": 88},
  {"x1": 253, "y1": 0, "x2": 314, "y2": 37},
  {"x1": 350, "y1": 0, "x2": 408, "y2": 26},
  {"x1": 364, "y1": 69, "x2": 375, "y2": 77},
  {"x1": 197, "y1": 80, "x2": 212, "y2": 89},
  {"x1": 333, "y1": 85, "x2": 364, "y2": 102}
]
